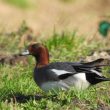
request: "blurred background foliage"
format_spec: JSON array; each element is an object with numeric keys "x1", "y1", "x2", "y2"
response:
[
  {"x1": 3, "y1": 0, "x2": 30, "y2": 8},
  {"x1": 0, "y1": 0, "x2": 110, "y2": 40}
]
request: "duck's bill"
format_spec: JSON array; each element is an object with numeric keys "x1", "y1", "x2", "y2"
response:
[{"x1": 20, "y1": 50, "x2": 30, "y2": 56}]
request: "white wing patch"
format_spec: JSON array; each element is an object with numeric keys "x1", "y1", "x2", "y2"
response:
[
  {"x1": 51, "y1": 69, "x2": 72, "y2": 76},
  {"x1": 91, "y1": 69, "x2": 102, "y2": 76}
]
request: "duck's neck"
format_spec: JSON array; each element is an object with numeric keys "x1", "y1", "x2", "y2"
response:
[{"x1": 35, "y1": 48, "x2": 49, "y2": 68}]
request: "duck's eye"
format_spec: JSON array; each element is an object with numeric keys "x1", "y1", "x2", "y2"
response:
[{"x1": 31, "y1": 44, "x2": 37, "y2": 48}]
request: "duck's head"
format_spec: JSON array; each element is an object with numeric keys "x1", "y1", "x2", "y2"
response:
[{"x1": 20, "y1": 42, "x2": 49, "y2": 67}]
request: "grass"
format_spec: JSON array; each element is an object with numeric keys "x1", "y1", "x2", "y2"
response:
[
  {"x1": 0, "y1": 28, "x2": 110, "y2": 109},
  {"x1": 3, "y1": 0, "x2": 30, "y2": 9},
  {"x1": 60, "y1": 0, "x2": 76, "y2": 3}
]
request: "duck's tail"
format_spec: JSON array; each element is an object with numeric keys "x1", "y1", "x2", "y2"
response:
[
  {"x1": 83, "y1": 58, "x2": 110, "y2": 67},
  {"x1": 96, "y1": 76, "x2": 110, "y2": 81}
]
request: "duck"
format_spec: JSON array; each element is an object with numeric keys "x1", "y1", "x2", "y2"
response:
[{"x1": 20, "y1": 43, "x2": 110, "y2": 92}]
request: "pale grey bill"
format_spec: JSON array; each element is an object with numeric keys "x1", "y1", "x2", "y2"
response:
[{"x1": 21, "y1": 50, "x2": 30, "y2": 55}]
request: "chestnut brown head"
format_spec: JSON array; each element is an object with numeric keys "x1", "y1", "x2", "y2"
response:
[{"x1": 21, "y1": 43, "x2": 49, "y2": 66}]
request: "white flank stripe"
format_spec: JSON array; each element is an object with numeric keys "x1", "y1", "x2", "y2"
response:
[
  {"x1": 51, "y1": 69, "x2": 72, "y2": 76},
  {"x1": 74, "y1": 73, "x2": 87, "y2": 81},
  {"x1": 73, "y1": 73, "x2": 90, "y2": 89}
]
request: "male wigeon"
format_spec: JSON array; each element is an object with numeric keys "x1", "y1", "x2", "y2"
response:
[{"x1": 20, "y1": 43, "x2": 110, "y2": 92}]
